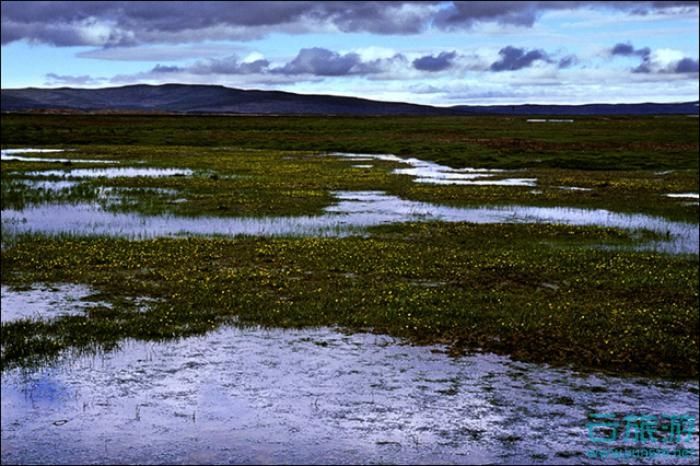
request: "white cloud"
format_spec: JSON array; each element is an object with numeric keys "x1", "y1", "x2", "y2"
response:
[
  {"x1": 351, "y1": 46, "x2": 399, "y2": 61},
  {"x1": 241, "y1": 51, "x2": 266, "y2": 63},
  {"x1": 651, "y1": 48, "x2": 686, "y2": 68}
]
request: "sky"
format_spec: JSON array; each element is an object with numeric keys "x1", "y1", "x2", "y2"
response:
[{"x1": 1, "y1": 1, "x2": 699, "y2": 105}]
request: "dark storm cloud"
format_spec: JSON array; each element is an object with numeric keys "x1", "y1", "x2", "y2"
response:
[
  {"x1": 674, "y1": 57, "x2": 699, "y2": 73},
  {"x1": 434, "y1": 1, "x2": 542, "y2": 28},
  {"x1": 2, "y1": 19, "x2": 121, "y2": 46},
  {"x1": 557, "y1": 55, "x2": 577, "y2": 69},
  {"x1": 432, "y1": 1, "x2": 698, "y2": 29},
  {"x1": 608, "y1": 42, "x2": 653, "y2": 73},
  {"x1": 610, "y1": 42, "x2": 651, "y2": 58},
  {"x1": 2, "y1": 1, "x2": 698, "y2": 46},
  {"x1": 611, "y1": 43, "x2": 636, "y2": 56},
  {"x1": 151, "y1": 64, "x2": 183, "y2": 73},
  {"x1": 608, "y1": 42, "x2": 698, "y2": 75},
  {"x1": 412, "y1": 51, "x2": 458, "y2": 72},
  {"x1": 632, "y1": 61, "x2": 652, "y2": 73},
  {"x1": 488, "y1": 46, "x2": 577, "y2": 72},
  {"x1": 0, "y1": 1, "x2": 433, "y2": 45},
  {"x1": 633, "y1": 56, "x2": 700, "y2": 74},
  {"x1": 490, "y1": 46, "x2": 552, "y2": 71}
]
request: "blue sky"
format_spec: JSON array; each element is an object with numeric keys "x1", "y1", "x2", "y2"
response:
[{"x1": 1, "y1": 1, "x2": 698, "y2": 105}]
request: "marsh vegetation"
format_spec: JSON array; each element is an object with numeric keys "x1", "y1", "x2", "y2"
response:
[
  {"x1": 1, "y1": 114, "x2": 698, "y2": 463},
  {"x1": 1, "y1": 114, "x2": 698, "y2": 376}
]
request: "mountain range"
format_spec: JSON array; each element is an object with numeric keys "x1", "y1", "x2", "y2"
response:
[{"x1": 2, "y1": 84, "x2": 698, "y2": 116}]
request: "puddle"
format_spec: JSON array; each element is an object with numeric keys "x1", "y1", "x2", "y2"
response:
[
  {"x1": 0, "y1": 284, "x2": 107, "y2": 323},
  {"x1": 559, "y1": 186, "x2": 593, "y2": 192},
  {"x1": 1, "y1": 202, "x2": 358, "y2": 239},
  {"x1": 3, "y1": 151, "x2": 697, "y2": 254},
  {"x1": 415, "y1": 177, "x2": 537, "y2": 186},
  {"x1": 330, "y1": 152, "x2": 537, "y2": 187},
  {"x1": 665, "y1": 193, "x2": 700, "y2": 200},
  {"x1": 13, "y1": 179, "x2": 80, "y2": 191},
  {"x1": 116, "y1": 187, "x2": 180, "y2": 195},
  {"x1": 2, "y1": 149, "x2": 67, "y2": 154},
  {"x1": 2, "y1": 191, "x2": 697, "y2": 254},
  {"x1": 527, "y1": 119, "x2": 574, "y2": 123},
  {"x1": 1, "y1": 325, "x2": 697, "y2": 464},
  {"x1": 1, "y1": 149, "x2": 117, "y2": 164},
  {"x1": 26, "y1": 167, "x2": 193, "y2": 179}
]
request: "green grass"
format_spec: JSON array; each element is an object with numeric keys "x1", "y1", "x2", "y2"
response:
[
  {"x1": 2, "y1": 114, "x2": 698, "y2": 170},
  {"x1": 1, "y1": 224, "x2": 696, "y2": 377}
]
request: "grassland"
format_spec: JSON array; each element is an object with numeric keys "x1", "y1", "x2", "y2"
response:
[
  {"x1": 3, "y1": 114, "x2": 698, "y2": 221},
  {"x1": 1, "y1": 114, "x2": 698, "y2": 378},
  {"x1": 2, "y1": 144, "x2": 697, "y2": 222},
  {"x1": 3, "y1": 114, "x2": 698, "y2": 170}
]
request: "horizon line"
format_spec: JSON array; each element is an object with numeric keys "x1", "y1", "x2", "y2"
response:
[{"x1": 2, "y1": 83, "x2": 699, "y2": 108}]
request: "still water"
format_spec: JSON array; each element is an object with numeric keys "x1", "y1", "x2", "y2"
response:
[
  {"x1": 2, "y1": 150, "x2": 698, "y2": 464},
  {"x1": 3, "y1": 191, "x2": 697, "y2": 254},
  {"x1": 2, "y1": 323, "x2": 697, "y2": 465}
]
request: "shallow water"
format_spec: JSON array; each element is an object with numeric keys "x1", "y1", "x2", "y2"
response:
[
  {"x1": 527, "y1": 119, "x2": 574, "y2": 123},
  {"x1": 13, "y1": 179, "x2": 80, "y2": 191},
  {"x1": 415, "y1": 177, "x2": 537, "y2": 186},
  {"x1": 1, "y1": 148, "x2": 117, "y2": 164},
  {"x1": 330, "y1": 152, "x2": 537, "y2": 186},
  {"x1": 0, "y1": 283, "x2": 107, "y2": 323},
  {"x1": 26, "y1": 167, "x2": 193, "y2": 179},
  {"x1": 2, "y1": 191, "x2": 697, "y2": 254},
  {"x1": 1, "y1": 325, "x2": 697, "y2": 465},
  {"x1": 559, "y1": 186, "x2": 593, "y2": 192},
  {"x1": 2, "y1": 149, "x2": 66, "y2": 154},
  {"x1": 5, "y1": 150, "x2": 696, "y2": 254}
]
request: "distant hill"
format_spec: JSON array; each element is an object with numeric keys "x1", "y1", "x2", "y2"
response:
[{"x1": 2, "y1": 84, "x2": 698, "y2": 116}]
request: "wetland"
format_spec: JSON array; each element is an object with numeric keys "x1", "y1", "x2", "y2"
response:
[{"x1": 1, "y1": 114, "x2": 698, "y2": 463}]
